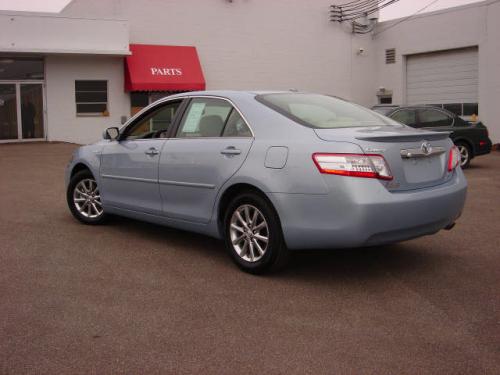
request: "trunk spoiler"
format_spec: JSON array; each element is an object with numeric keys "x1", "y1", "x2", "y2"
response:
[{"x1": 355, "y1": 131, "x2": 450, "y2": 142}]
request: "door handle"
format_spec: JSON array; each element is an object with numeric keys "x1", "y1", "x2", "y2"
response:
[
  {"x1": 145, "y1": 147, "x2": 159, "y2": 156},
  {"x1": 220, "y1": 147, "x2": 241, "y2": 156}
]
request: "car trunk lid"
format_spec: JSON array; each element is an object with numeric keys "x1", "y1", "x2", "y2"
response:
[{"x1": 314, "y1": 125, "x2": 454, "y2": 191}]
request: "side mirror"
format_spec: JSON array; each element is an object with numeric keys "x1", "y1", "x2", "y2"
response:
[{"x1": 103, "y1": 127, "x2": 119, "y2": 141}]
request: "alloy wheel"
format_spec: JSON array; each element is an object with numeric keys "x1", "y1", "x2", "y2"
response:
[
  {"x1": 73, "y1": 178, "x2": 103, "y2": 219},
  {"x1": 457, "y1": 145, "x2": 469, "y2": 167},
  {"x1": 229, "y1": 204, "x2": 269, "y2": 262}
]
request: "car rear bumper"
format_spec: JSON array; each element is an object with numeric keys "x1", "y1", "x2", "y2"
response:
[{"x1": 270, "y1": 168, "x2": 467, "y2": 250}]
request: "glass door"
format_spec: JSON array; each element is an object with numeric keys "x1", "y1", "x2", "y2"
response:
[
  {"x1": 0, "y1": 57, "x2": 45, "y2": 142},
  {"x1": 0, "y1": 83, "x2": 45, "y2": 141},
  {"x1": 20, "y1": 84, "x2": 45, "y2": 139},
  {"x1": 0, "y1": 84, "x2": 18, "y2": 140}
]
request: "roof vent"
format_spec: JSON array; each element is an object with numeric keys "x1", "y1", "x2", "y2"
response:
[{"x1": 385, "y1": 48, "x2": 396, "y2": 64}]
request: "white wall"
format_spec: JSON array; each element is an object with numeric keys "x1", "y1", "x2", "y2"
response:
[
  {"x1": 33, "y1": 0, "x2": 376, "y2": 144},
  {"x1": 373, "y1": 0, "x2": 500, "y2": 142},
  {"x1": 45, "y1": 55, "x2": 130, "y2": 144},
  {"x1": 59, "y1": 0, "x2": 374, "y2": 104},
  {"x1": 0, "y1": 11, "x2": 129, "y2": 55},
  {"x1": 479, "y1": 0, "x2": 500, "y2": 143},
  {"x1": 3, "y1": 0, "x2": 499, "y2": 144}
]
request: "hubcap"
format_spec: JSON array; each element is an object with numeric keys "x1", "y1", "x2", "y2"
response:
[
  {"x1": 73, "y1": 178, "x2": 103, "y2": 219},
  {"x1": 458, "y1": 145, "x2": 469, "y2": 167},
  {"x1": 229, "y1": 204, "x2": 269, "y2": 262}
]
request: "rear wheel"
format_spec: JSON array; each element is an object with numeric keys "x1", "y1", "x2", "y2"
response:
[
  {"x1": 67, "y1": 170, "x2": 106, "y2": 224},
  {"x1": 224, "y1": 192, "x2": 289, "y2": 274},
  {"x1": 456, "y1": 142, "x2": 471, "y2": 168}
]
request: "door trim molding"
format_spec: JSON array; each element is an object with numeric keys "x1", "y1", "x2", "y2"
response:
[
  {"x1": 101, "y1": 174, "x2": 157, "y2": 184},
  {"x1": 158, "y1": 179, "x2": 215, "y2": 189}
]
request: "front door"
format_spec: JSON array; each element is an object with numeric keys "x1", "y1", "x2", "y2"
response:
[
  {"x1": 20, "y1": 84, "x2": 45, "y2": 139},
  {"x1": 0, "y1": 84, "x2": 18, "y2": 140},
  {"x1": 100, "y1": 99, "x2": 183, "y2": 215},
  {"x1": 159, "y1": 97, "x2": 253, "y2": 223},
  {"x1": 0, "y1": 57, "x2": 46, "y2": 142},
  {"x1": 0, "y1": 83, "x2": 45, "y2": 141}
]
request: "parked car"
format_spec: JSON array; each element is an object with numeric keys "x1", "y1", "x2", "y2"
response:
[
  {"x1": 372, "y1": 105, "x2": 492, "y2": 168},
  {"x1": 66, "y1": 91, "x2": 467, "y2": 274}
]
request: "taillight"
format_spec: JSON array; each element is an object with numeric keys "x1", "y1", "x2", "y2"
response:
[
  {"x1": 312, "y1": 153, "x2": 393, "y2": 180},
  {"x1": 448, "y1": 146, "x2": 460, "y2": 171}
]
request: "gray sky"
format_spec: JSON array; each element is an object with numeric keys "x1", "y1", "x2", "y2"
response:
[
  {"x1": 0, "y1": 0, "x2": 486, "y2": 17},
  {"x1": 0, "y1": 0, "x2": 71, "y2": 12},
  {"x1": 380, "y1": 0, "x2": 485, "y2": 20}
]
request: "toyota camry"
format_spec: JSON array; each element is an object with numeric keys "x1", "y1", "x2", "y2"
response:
[{"x1": 66, "y1": 91, "x2": 467, "y2": 273}]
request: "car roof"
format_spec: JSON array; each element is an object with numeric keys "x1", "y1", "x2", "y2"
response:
[
  {"x1": 165, "y1": 90, "x2": 351, "y2": 101},
  {"x1": 372, "y1": 104, "x2": 399, "y2": 108},
  {"x1": 167, "y1": 90, "x2": 292, "y2": 99},
  {"x1": 383, "y1": 105, "x2": 458, "y2": 117}
]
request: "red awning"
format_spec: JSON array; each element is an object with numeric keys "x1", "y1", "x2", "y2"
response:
[{"x1": 125, "y1": 44, "x2": 205, "y2": 92}]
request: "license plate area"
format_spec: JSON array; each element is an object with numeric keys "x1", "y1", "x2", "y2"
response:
[{"x1": 402, "y1": 155, "x2": 445, "y2": 183}]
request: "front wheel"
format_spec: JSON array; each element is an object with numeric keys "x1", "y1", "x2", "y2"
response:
[
  {"x1": 224, "y1": 192, "x2": 289, "y2": 274},
  {"x1": 67, "y1": 170, "x2": 107, "y2": 224}
]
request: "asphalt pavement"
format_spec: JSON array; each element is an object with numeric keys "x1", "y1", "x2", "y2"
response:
[{"x1": 1, "y1": 142, "x2": 499, "y2": 375}]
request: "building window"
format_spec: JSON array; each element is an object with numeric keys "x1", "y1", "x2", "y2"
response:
[
  {"x1": 424, "y1": 103, "x2": 479, "y2": 117},
  {"x1": 75, "y1": 80, "x2": 108, "y2": 116},
  {"x1": 463, "y1": 103, "x2": 479, "y2": 116},
  {"x1": 385, "y1": 48, "x2": 396, "y2": 64},
  {"x1": 443, "y1": 103, "x2": 462, "y2": 116},
  {"x1": 0, "y1": 57, "x2": 44, "y2": 80},
  {"x1": 130, "y1": 92, "x2": 149, "y2": 116},
  {"x1": 379, "y1": 96, "x2": 392, "y2": 104}
]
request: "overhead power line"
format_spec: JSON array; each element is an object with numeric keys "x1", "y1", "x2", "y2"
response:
[
  {"x1": 373, "y1": 0, "x2": 440, "y2": 37},
  {"x1": 330, "y1": 0, "x2": 400, "y2": 22}
]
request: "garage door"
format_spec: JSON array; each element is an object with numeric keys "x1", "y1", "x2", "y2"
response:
[{"x1": 406, "y1": 47, "x2": 478, "y2": 115}]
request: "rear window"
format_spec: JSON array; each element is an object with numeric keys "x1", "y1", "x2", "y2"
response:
[
  {"x1": 256, "y1": 93, "x2": 399, "y2": 129},
  {"x1": 372, "y1": 106, "x2": 397, "y2": 116}
]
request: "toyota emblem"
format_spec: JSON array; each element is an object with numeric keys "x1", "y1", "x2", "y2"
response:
[{"x1": 421, "y1": 141, "x2": 432, "y2": 155}]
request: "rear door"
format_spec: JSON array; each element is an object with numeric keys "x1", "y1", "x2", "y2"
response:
[
  {"x1": 100, "y1": 99, "x2": 183, "y2": 214},
  {"x1": 159, "y1": 97, "x2": 253, "y2": 223}
]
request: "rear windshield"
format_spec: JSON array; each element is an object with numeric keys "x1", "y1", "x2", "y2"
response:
[
  {"x1": 372, "y1": 106, "x2": 396, "y2": 116},
  {"x1": 256, "y1": 93, "x2": 399, "y2": 129}
]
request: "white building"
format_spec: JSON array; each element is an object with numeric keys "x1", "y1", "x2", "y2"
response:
[
  {"x1": 0, "y1": 0, "x2": 498, "y2": 145},
  {"x1": 373, "y1": 0, "x2": 500, "y2": 143}
]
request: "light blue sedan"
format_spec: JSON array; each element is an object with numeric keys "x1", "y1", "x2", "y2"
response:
[{"x1": 66, "y1": 91, "x2": 467, "y2": 273}]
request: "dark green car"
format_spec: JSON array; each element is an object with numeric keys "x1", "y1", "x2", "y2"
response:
[{"x1": 372, "y1": 105, "x2": 492, "y2": 168}]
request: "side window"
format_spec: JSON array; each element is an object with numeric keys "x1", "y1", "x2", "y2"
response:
[
  {"x1": 177, "y1": 98, "x2": 232, "y2": 138},
  {"x1": 390, "y1": 110, "x2": 417, "y2": 126},
  {"x1": 123, "y1": 101, "x2": 181, "y2": 140},
  {"x1": 222, "y1": 109, "x2": 252, "y2": 137},
  {"x1": 418, "y1": 109, "x2": 453, "y2": 128}
]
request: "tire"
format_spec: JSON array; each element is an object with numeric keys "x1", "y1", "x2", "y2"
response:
[
  {"x1": 223, "y1": 192, "x2": 289, "y2": 274},
  {"x1": 67, "y1": 169, "x2": 107, "y2": 225},
  {"x1": 455, "y1": 141, "x2": 472, "y2": 168}
]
